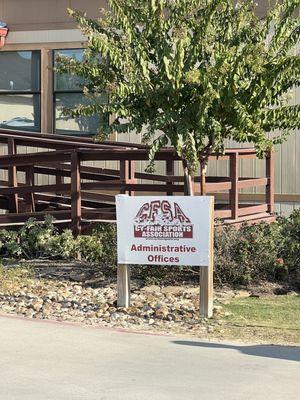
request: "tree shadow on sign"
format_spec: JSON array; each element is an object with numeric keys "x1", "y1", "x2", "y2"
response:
[{"x1": 172, "y1": 341, "x2": 300, "y2": 362}]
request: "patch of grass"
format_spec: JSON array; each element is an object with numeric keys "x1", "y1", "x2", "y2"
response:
[
  {"x1": 0, "y1": 265, "x2": 33, "y2": 294},
  {"x1": 214, "y1": 296, "x2": 300, "y2": 345}
]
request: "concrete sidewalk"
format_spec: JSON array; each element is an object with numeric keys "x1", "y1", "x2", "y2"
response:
[{"x1": 0, "y1": 314, "x2": 299, "y2": 400}]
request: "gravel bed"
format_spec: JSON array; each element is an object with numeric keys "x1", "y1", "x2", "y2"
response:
[
  {"x1": 1, "y1": 261, "x2": 292, "y2": 338},
  {"x1": 0, "y1": 275, "x2": 235, "y2": 335}
]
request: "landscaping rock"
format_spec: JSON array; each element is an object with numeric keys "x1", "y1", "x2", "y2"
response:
[
  {"x1": 0, "y1": 274, "x2": 209, "y2": 335},
  {"x1": 141, "y1": 285, "x2": 161, "y2": 294},
  {"x1": 161, "y1": 286, "x2": 183, "y2": 295},
  {"x1": 3, "y1": 266, "x2": 294, "y2": 341},
  {"x1": 224, "y1": 311, "x2": 233, "y2": 317},
  {"x1": 213, "y1": 305, "x2": 224, "y2": 317},
  {"x1": 249, "y1": 293, "x2": 260, "y2": 298},
  {"x1": 273, "y1": 287, "x2": 289, "y2": 295},
  {"x1": 154, "y1": 305, "x2": 169, "y2": 319},
  {"x1": 234, "y1": 290, "x2": 250, "y2": 298}
]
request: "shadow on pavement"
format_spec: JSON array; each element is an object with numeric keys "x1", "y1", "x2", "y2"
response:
[{"x1": 172, "y1": 341, "x2": 300, "y2": 362}]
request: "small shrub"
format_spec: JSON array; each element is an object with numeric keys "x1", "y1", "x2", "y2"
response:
[
  {"x1": 75, "y1": 235, "x2": 103, "y2": 263},
  {"x1": 0, "y1": 230, "x2": 21, "y2": 258},
  {"x1": 273, "y1": 258, "x2": 289, "y2": 281},
  {"x1": 278, "y1": 209, "x2": 300, "y2": 274},
  {"x1": 18, "y1": 215, "x2": 58, "y2": 258},
  {"x1": 0, "y1": 216, "x2": 76, "y2": 260},
  {"x1": 0, "y1": 218, "x2": 113, "y2": 262},
  {"x1": 0, "y1": 210, "x2": 298, "y2": 288},
  {"x1": 92, "y1": 223, "x2": 117, "y2": 267},
  {"x1": 47, "y1": 229, "x2": 76, "y2": 259},
  {"x1": 214, "y1": 221, "x2": 285, "y2": 285}
]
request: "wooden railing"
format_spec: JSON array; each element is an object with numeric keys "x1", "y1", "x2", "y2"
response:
[
  {"x1": 0, "y1": 129, "x2": 275, "y2": 234},
  {"x1": 0, "y1": 128, "x2": 147, "y2": 150}
]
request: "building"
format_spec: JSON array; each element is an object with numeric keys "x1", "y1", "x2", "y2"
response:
[
  {"x1": 0, "y1": 0, "x2": 108, "y2": 136},
  {"x1": 0, "y1": 0, "x2": 299, "y2": 214}
]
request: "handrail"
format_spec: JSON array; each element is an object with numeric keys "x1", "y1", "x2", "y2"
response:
[
  {"x1": 0, "y1": 129, "x2": 275, "y2": 233},
  {"x1": 0, "y1": 128, "x2": 147, "y2": 149},
  {"x1": 0, "y1": 128, "x2": 257, "y2": 153}
]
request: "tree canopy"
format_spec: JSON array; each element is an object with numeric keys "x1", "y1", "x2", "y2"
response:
[{"x1": 57, "y1": 0, "x2": 300, "y2": 178}]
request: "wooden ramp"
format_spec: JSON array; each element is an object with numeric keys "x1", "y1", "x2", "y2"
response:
[{"x1": 0, "y1": 129, "x2": 275, "y2": 234}]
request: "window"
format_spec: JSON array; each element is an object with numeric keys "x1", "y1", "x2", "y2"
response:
[
  {"x1": 0, "y1": 51, "x2": 41, "y2": 132},
  {"x1": 54, "y1": 49, "x2": 106, "y2": 136}
]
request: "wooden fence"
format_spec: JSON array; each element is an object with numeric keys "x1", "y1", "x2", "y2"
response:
[{"x1": 0, "y1": 129, "x2": 275, "y2": 234}]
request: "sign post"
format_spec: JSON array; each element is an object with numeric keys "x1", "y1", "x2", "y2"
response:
[
  {"x1": 116, "y1": 195, "x2": 214, "y2": 317},
  {"x1": 199, "y1": 199, "x2": 214, "y2": 317},
  {"x1": 117, "y1": 264, "x2": 131, "y2": 308}
]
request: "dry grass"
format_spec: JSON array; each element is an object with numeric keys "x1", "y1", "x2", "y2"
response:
[{"x1": 0, "y1": 265, "x2": 33, "y2": 293}]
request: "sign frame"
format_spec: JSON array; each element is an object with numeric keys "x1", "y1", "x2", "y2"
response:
[{"x1": 116, "y1": 195, "x2": 214, "y2": 317}]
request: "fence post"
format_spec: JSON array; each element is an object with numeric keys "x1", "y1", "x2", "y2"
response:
[
  {"x1": 25, "y1": 166, "x2": 35, "y2": 212},
  {"x1": 166, "y1": 158, "x2": 174, "y2": 195},
  {"x1": 120, "y1": 159, "x2": 135, "y2": 196},
  {"x1": 266, "y1": 150, "x2": 275, "y2": 214},
  {"x1": 229, "y1": 152, "x2": 239, "y2": 220},
  {"x1": 71, "y1": 151, "x2": 82, "y2": 236},
  {"x1": 56, "y1": 167, "x2": 64, "y2": 196},
  {"x1": 7, "y1": 138, "x2": 18, "y2": 213}
]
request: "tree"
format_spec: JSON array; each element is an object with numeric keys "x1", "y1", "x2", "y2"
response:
[{"x1": 57, "y1": 0, "x2": 300, "y2": 195}]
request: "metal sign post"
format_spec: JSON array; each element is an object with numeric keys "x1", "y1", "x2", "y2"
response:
[{"x1": 116, "y1": 195, "x2": 214, "y2": 317}]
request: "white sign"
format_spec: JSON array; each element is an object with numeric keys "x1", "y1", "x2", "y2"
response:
[{"x1": 116, "y1": 195, "x2": 214, "y2": 266}]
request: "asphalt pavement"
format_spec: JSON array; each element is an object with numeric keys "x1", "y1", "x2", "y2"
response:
[{"x1": 0, "y1": 314, "x2": 299, "y2": 400}]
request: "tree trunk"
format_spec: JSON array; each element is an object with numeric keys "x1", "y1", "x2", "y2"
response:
[
  {"x1": 200, "y1": 162, "x2": 207, "y2": 196},
  {"x1": 182, "y1": 159, "x2": 207, "y2": 196},
  {"x1": 183, "y1": 161, "x2": 194, "y2": 196}
]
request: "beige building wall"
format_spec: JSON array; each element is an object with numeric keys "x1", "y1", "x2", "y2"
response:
[
  {"x1": 0, "y1": 0, "x2": 106, "y2": 31},
  {"x1": 0, "y1": 0, "x2": 299, "y2": 214}
]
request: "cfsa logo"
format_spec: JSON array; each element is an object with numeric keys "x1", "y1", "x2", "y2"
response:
[{"x1": 133, "y1": 200, "x2": 193, "y2": 239}]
